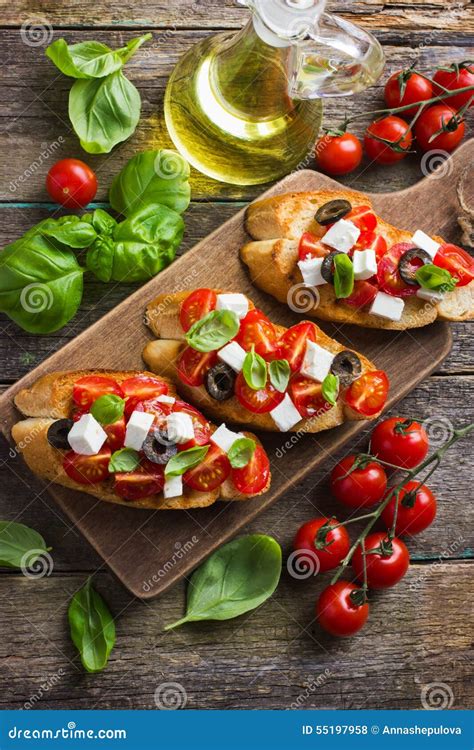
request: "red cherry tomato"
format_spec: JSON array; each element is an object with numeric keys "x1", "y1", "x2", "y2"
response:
[
  {"x1": 434, "y1": 243, "x2": 474, "y2": 287},
  {"x1": 46, "y1": 158, "x2": 98, "y2": 209},
  {"x1": 235, "y1": 372, "x2": 284, "y2": 414},
  {"x1": 370, "y1": 417, "x2": 428, "y2": 469},
  {"x1": 293, "y1": 517, "x2": 350, "y2": 573},
  {"x1": 344, "y1": 370, "x2": 389, "y2": 417},
  {"x1": 236, "y1": 309, "x2": 279, "y2": 358},
  {"x1": 114, "y1": 459, "x2": 165, "y2": 501},
  {"x1": 63, "y1": 447, "x2": 111, "y2": 485},
  {"x1": 231, "y1": 444, "x2": 270, "y2": 495},
  {"x1": 346, "y1": 205, "x2": 377, "y2": 232},
  {"x1": 277, "y1": 322, "x2": 317, "y2": 372},
  {"x1": 173, "y1": 401, "x2": 211, "y2": 450},
  {"x1": 354, "y1": 230, "x2": 387, "y2": 261},
  {"x1": 330, "y1": 454, "x2": 387, "y2": 509},
  {"x1": 179, "y1": 289, "x2": 217, "y2": 332},
  {"x1": 73, "y1": 376, "x2": 123, "y2": 410},
  {"x1": 315, "y1": 132, "x2": 363, "y2": 176},
  {"x1": 414, "y1": 104, "x2": 465, "y2": 153},
  {"x1": 352, "y1": 532, "x2": 410, "y2": 589},
  {"x1": 433, "y1": 63, "x2": 474, "y2": 111},
  {"x1": 377, "y1": 242, "x2": 418, "y2": 297},
  {"x1": 290, "y1": 375, "x2": 333, "y2": 419},
  {"x1": 135, "y1": 397, "x2": 174, "y2": 425},
  {"x1": 104, "y1": 417, "x2": 126, "y2": 452},
  {"x1": 384, "y1": 70, "x2": 433, "y2": 117},
  {"x1": 298, "y1": 232, "x2": 328, "y2": 261},
  {"x1": 364, "y1": 116, "x2": 413, "y2": 165},
  {"x1": 184, "y1": 444, "x2": 231, "y2": 491},
  {"x1": 343, "y1": 280, "x2": 378, "y2": 309},
  {"x1": 316, "y1": 582, "x2": 369, "y2": 637},
  {"x1": 121, "y1": 376, "x2": 168, "y2": 416},
  {"x1": 177, "y1": 346, "x2": 218, "y2": 387},
  {"x1": 381, "y1": 480, "x2": 437, "y2": 537}
]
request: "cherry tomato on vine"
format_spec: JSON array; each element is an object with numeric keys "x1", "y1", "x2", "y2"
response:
[
  {"x1": 433, "y1": 62, "x2": 474, "y2": 111},
  {"x1": 352, "y1": 532, "x2": 410, "y2": 589},
  {"x1": 364, "y1": 116, "x2": 413, "y2": 165},
  {"x1": 316, "y1": 581, "x2": 369, "y2": 637},
  {"x1": 293, "y1": 517, "x2": 350, "y2": 573},
  {"x1": 381, "y1": 481, "x2": 437, "y2": 537},
  {"x1": 330, "y1": 454, "x2": 387, "y2": 509},
  {"x1": 414, "y1": 104, "x2": 465, "y2": 153},
  {"x1": 46, "y1": 158, "x2": 98, "y2": 208},
  {"x1": 370, "y1": 417, "x2": 429, "y2": 469},
  {"x1": 344, "y1": 371, "x2": 389, "y2": 417},
  {"x1": 384, "y1": 70, "x2": 433, "y2": 117},
  {"x1": 315, "y1": 132, "x2": 363, "y2": 176}
]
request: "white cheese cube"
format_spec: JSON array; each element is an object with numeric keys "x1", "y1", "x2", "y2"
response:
[
  {"x1": 300, "y1": 340, "x2": 335, "y2": 383},
  {"x1": 211, "y1": 424, "x2": 242, "y2": 453},
  {"x1": 166, "y1": 413, "x2": 194, "y2": 444},
  {"x1": 67, "y1": 413, "x2": 107, "y2": 456},
  {"x1": 322, "y1": 219, "x2": 360, "y2": 254},
  {"x1": 218, "y1": 341, "x2": 247, "y2": 372},
  {"x1": 411, "y1": 229, "x2": 440, "y2": 260},
  {"x1": 297, "y1": 257, "x2": 327, "y2": 287},
  {"x1": 270, "y1": 394, "x2": 302, "y2": 432},
  {"x1": 216, "y1": 293, "x2": 249, "y2": 320},
  {"x1": 163, "y1": 474, "x2": 183, "y2": 499},
  {"x1": 370, "y1": 291, "x2": 405, "y2": 322},
  {"x1": 156, "y1": 394, "x2": 176, "y2": 405},
  {"x1": 353, "y1": 249, "x2": 377, "y2": 281},
  {"x1": 124, "y1": 410, "x2": 154, "y2": 451},
  {"x1": 416, "y1": 287, "x2": 445, "y2": 304}
]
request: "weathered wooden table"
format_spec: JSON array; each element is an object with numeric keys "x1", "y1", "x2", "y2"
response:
[{"x1": 0, "y1": 0, "x2": 472, "y2": 711}]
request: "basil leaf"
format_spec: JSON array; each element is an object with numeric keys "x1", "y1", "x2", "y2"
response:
[
  {"x1": 117, "y1": 34, "x2": 153, "y2": 65},
  {"x1": 109, "y1": 149, "x2": 191, "y2": 217},
  {"x1": 164, "y1": 534, "x2": 282, "y2": 630},
  {"x1": 186, "y1": 310, "x2": 239, "y2": 353},
  {"x1": 269, "y1": 359, "x2": 290, "y2": 393},
  {"x1": 108, "y1": 448, "x2": 140, "y2": 473},
  {"x1": 0, "y1": 521, "x2": 50, "y2": 568},
  {"x1": 415, "y1": 263, "x2": 457, "y2": 292},
  {"x1": 243, "y1": 347, "x2": 267, "y2": 390},
  {"x1": 322, "y1": 373, "x2": 339, "y2": 406},
  {"x1": 227, "y1": 437, "x2": 256, "y2": 469},
  {"x1": 333, "y1": 253, "x2": 354, "y2": 298},
  {"x1": 83, "y1": 208, "x2": 117, "y2": 236},
  {"x1": 40, "y1": 216, "x2": 97, "y2": 248},
  {"x1": 165, "y1": 445, "x2": 209, "y2": 477},
  {"x1": 90, "y1": 394, "x2": 125, "y2": 425},
  {"x1": 46, "y1": 39, "x2": 124, "y2": 79},
  {"x1": 68, "y1": 578, "x2": 115, "y2": 673}
]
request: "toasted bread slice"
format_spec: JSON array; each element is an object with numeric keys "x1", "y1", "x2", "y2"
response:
[
  {"x1": 242, "y1": 190, "x2": 474, "y2": 329},
  {"x1": 143, "y1": 291, "x2": 384, "y2": 433},
  {"x1": 12, "y1": 370, "x2": 270, "y2": 510}
]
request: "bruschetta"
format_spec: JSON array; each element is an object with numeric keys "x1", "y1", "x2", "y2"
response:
[
  {"x1": 11, "y1": 370, "x2": 271, "y2": 510},
  {"x1": 143, "y1": 290, "x2": 390, "y2": 434},
  {"x1": 240, "y1": 189, "x2": 474, "y2": 330}
]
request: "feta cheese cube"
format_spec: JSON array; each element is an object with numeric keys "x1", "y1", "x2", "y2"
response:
[
  {"x1": 163, "y1": 474, "x2": 183, "y2": 499},
  {"x1": 166, "y1": 412, "x2": 194, "y2": 444},
  {"x1": 270, "y1": 394, "x2": 302, "y2": 431},
  {"x1": 322, "y1": 219, "x2": 360, "y2": 254},
  {"x1": 216, "y1": 293, "x2": 249, "y2": 320},
  {"x1": 353, "y1": 249, "x2": 377, "y2": 280},
  {"x1": 416, "y1": 287, "x2": 445, "y2": 304},
  {"x1": 211, "y1": 424, "x2": 242, "y2": 453},
  {"x1": 124, "y1": 410, "x2": 155, "y2": 451},
  {"x1": 218, "y1": 341, "x2": 247, "y2": 372},
  {"x1": 67, "y1": 413, "x2": 107, "y2": 456},
  {"x1": 370, "y1": 291, "x2": 405, "y2": 322},
  {"x1": 298, "y1": 257, "x2": 327, "y2": 287},
  {"x1": 156, "y1": 394, "x2": 176, "y2": 405},
  {"x1": 411, "y1": 229, "x2": 440, "y2": 260},
  {"x1": 300, "y1": 340, "x2": 335, "y2": 383}
]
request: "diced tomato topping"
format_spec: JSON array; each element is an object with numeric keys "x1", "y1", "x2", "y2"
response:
[
  {"x1": 179, "y1": 288, "x2": 217, "y2": 332},
  {"x1": 298, "y1": 232, "x2": 328, "y2": 261},
  {"x1": 114, "y1": 459, "x2": 165, "y2": 501},
  {"x1": 353, "y1": 230, "x2": 387, "y2": 261},
  {"x1": 347, "y1": 205, "x2": 377, "y2": 231},
  {"x1": 344, "y1": 370, "x2": 389, "y2": 417},
  {"x1": 177, "y1": 346, "x2": 218, "y2": 387},
  {"x1": 343, "y1": 280, "x2": 378, "y2": 309},
  {"x1": 121, "y1": 376, "x2": 169, "y2": 417},
  {"x1": 290, "y1": 375, "x2": 333, "y2": 419},
  {"x1": 104, "y1": 417, "x2": 127, "y2": 451},
  {"x1": 235, "y1": 372, "x2": 284, "y2": 414},
  {"x1": 173, "y1": 401, "x2": 211, "y2": 450},
  {"x1": 184, "y1": 444, "x2": 231, "y2": 491},
  {"x1": 277, "y1": 322, "x2": 317, "y2": 372},
  {"x1": 235, "y1": 309, "x2": 279, "y2": 358},
  {"x1": 63, "y1": 447, "x2": 112, "y2": 485},
  {"x1": 434, "y1": 243, "x2": 474, "y2": 287},
  {"x1": 73, "y1": 376, "x2": 123, "y2": 410},
  {"x1": 377, "y1": 242, "x2": 418, "y2": 297},
  {"x1": 231, "y1": 445, "x2": 270, "y2": 495}
]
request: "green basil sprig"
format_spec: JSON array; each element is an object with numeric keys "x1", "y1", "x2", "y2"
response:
[
  {"x1": 0, "y1": 521, "x2": 50, "y2": 568},
  {"x1": 90, "y1": 394, "x2": 125, "y2": 425},
  {"x1": 164, "y1": 535, "x2": 282, "y2": 630},
  {"x1": 415, "y1": 264, "x2": 457, "y2": 292},
  {"x1": 322, "y1": 373, "x2": 339, "y2": 406},
  {"x1": 333, "y1": 253, "x2": 354, "y2": 299},
  {"x1": 108, "y1": 448, "x2": 140, "y2": 473},
  {"x1": 68, "y1": 578, "x2": 115, "y2": 673},
  {"x1": 40, "y1": 216, "x2": 98, "y2": 248},
  {"x1": 165, "y1": 446, "x2": 209, "y2": 477},
  {"x1": 228, "y1": 437, "x2": 256, "y2": 469},
  {"x1": 242, "y1": 346, "x2": 267, "y2": 390},
  {"x1": 186, "y1": 310, "x2": 239, "y2": 353},
  {"x1": 269, "y1": 359, "x2": 290, "y2": 393}
]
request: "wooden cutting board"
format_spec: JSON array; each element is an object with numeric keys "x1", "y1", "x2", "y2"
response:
[{"x1": 2, "y1": 140, "x2": 470, "y2": 599}]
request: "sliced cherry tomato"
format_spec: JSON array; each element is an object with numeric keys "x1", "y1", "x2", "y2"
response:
[
  {"x1": 236, "y1": 309, "x2": 279, "y2": 358},
  {"x1": 46, "y1": 158, "x2": 97, "y2": 209},
  {"x1": 433, "y1": 63, "x2": 474, "y2": 111},
  {"x1": 135, "y1": 397, "x2": 174, "y2": 425},
  {"x1": 121, "y1": 375, "x2": 168, "y2": 416},
  {"x1": 278, "y1": 322, "x2": 317, "y2": 372},
  {"x1": 364, "y1": 116, "x2": 413, "y2": 165},
  {"x1": 179, "y1": 288, "x2": 217, "y2": 332},
  {"x1": 381, "y1": 480, "x2": 437, "y2": 537},
  {"x1": 344, "y1": 370, "x2": 389, "y2": 417},
  {"x1": 354, "y1": 230, "x2": 387, "y2": 261},
  {"x1": 63, "y1": 447, "x2": 111, "y2": 485},
  {"x1": 370, "y1": 417, "x2": 428, "y2": 468},
  {"x1": 316, "y1": 582, "x2": 369, "y2": 637},
  {"x1": 343, "y1": 280, "x2": 378, "y2": 309},
  {"x1": 231, "y1": 444, "x2": 270, "y2": 495},
  {"x1": 293, "y1": 517, "x2": 350, "y2": 573},
  {"x1": 290, "y1": 375, "x2": 333, "y2": 419},
  {"x1": 235, "y1": 372, "x2": 284, "y2": 414},
  {"x1": 346, "y1": 205, "x2": 377, "y2": 232},
  {"x1": 114, "y1": 459, "x2": 165, "y2": 501},
  {"x1": 377, "y1": 242, "x2": 418, "y2": 297},
  {"x1": 352, "y1": 532, "x2": 410, "y2": 589},
  {"x1": 384, "y1": 70, "x2": 433, "y2": 117},
  {"x1": 73, "y1": 376, "x2": 123, "y2": 410},
  {"x1": 330, "y1": 454, "x2": 387, "y2": 509},
  {"x1": 434, "y1": 243, "x2": 474, "y2": 287},
  {"x1": 184, "y1": 444, "x2": 231, "y2": 491},
  {"x1": 177, "y1": 346, "x2": 218, "y2": 387},
  {"x1": 173, "y1": 401, "x2": 211, "y2": 450},
  {"x1": 315, "y1": 132, "x2": 363, "y2": 176},
  {"x1": 414, "y1": 104, "x2": 465, "y2": 153},
  {"x1": 298, "y1": 232, "x2": 328, "y2": 260},
  {"x1": 104, "y1": 416, "x2": 126, "y2": 452}
]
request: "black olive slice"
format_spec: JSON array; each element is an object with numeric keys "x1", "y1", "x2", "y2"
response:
[
  {"x1": 315, "y1": 199, "x2": 352, "y2": 226},
  {"x1": 399, "y1": 248, "x2": 433, "y2": 286},
  {"x1": 47, "y1": 419, "x2": 74, "y2": 450},
  {"x1": 205, "y1": 363, "x2": 236, "y2": 401},
  {"x1": 142, "y1": 428, "x2": 178, "y2": 465},
  {"x1": 321, "y1": 250, "x2": 343, "y2": 284},
  {"x1": 330, "y1": 350, "x2": 362, "y2": 388}
]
